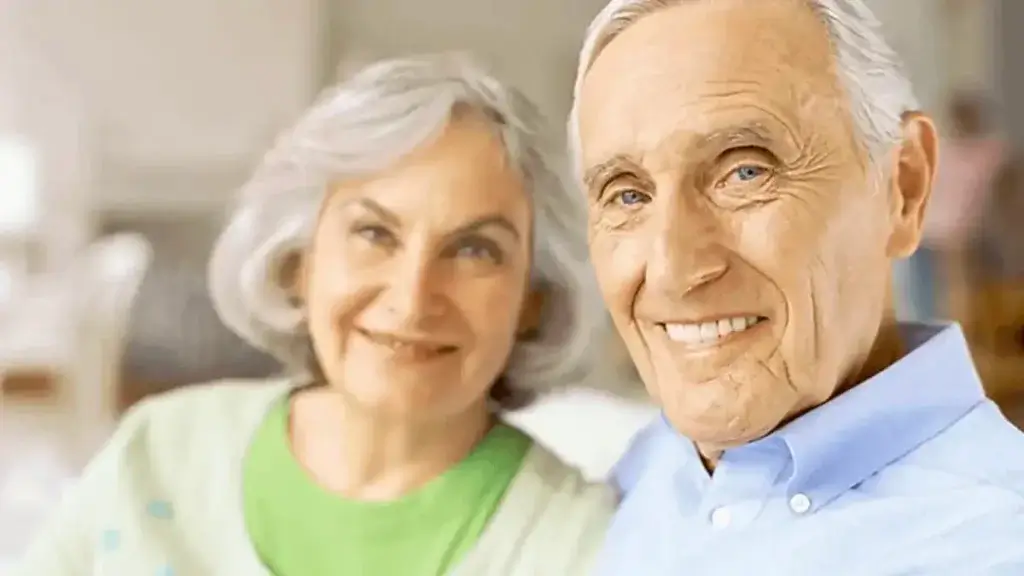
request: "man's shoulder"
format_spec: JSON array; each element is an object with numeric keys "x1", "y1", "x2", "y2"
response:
[
  {"x1": 610, "y1": 417, "x2": 684, "y2": 495},
  {"x1": 904, "y1": 400, "x2": 1024, "y2": 500},
  {"x1": 874, "y1": 493, "x2": 1024, "y2": 574}
]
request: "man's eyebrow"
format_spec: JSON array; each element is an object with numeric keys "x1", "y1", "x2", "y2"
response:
[
  {"x1": 582, "y1": 154, "x2": 643, "y2": 191},
  {"x1": 582, "y1": 124, "x2": 778, "y2": 191},
  {"x1": 693, "y1": 124, "x2": 776, "y2": 155}
]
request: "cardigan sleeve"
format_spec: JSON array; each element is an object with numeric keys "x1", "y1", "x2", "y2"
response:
[{"x1": 12, "y1": 400, "x2": 154, "y2": 575}]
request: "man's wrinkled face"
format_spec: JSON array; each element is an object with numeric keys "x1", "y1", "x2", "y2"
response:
[{"x1": 577, "y1": 0, "x2": 906, "y2": 452}]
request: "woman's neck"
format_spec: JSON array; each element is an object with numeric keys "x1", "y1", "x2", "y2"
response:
[{"x1": 288, "y1": 387, "x2": 493, "y2": 500}]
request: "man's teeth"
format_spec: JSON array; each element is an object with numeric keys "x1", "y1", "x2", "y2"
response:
[{"x1": 664, "y1": 316, "x2": 762, "y2": 344}]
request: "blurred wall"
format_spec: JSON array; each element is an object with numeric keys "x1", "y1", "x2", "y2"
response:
[
  {"x1": 0, "y1": 10, "x2": 95, "y2": 271},
  {"x1": 2, "y1": 0, "x2": 324, "y2": 219},
  {"x1": 3, "y1": 0, "x2": 989, "y2": 225},
  {"x1": 325, "y1": 0, "x2": 610, "y2": 140},
  {"x1": 866, "y1": 0, "x2": 947, "y2": 121},
  {"x1": 994, "y1": 0, "x2": 1024, "y2": 150},
  {"x1": 323, "y1": 0, "x2": 977, "y2": 136}
]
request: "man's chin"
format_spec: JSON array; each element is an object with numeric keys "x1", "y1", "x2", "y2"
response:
[{"x1": 661, "y1": 406, "x2": 784, "y2": 455}]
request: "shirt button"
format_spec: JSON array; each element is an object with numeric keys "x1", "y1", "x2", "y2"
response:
[
  {"x1": 789, "y1": 493, "x2": 812, "y2": 514},
  {"x1": 709, "y1": 506, "x2": 732, "y2": 529}
]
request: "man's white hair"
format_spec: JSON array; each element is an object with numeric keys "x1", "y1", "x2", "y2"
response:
[
  {"x1": 569, "y1": 0, "x2": 920, "y2": 172},
  {"x1": 209, "y1": 54, "x2": 603, "y2": 403}
]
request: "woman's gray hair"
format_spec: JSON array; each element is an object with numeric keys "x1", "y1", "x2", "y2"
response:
[
  {"x1": 209, "y1": 53, "x2": 603, "y2": 404},
  {"x1": 568, "y1": 0, "x2": 920, "y2": 173}
]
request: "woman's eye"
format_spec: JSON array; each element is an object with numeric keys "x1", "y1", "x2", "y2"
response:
[
  {"x1": 456, "y1": 245, "x2": 489, "y2": 259},
  {"x1": 449, "y1": 238, "x2": 503, "y2": 264},
  {"x1": 353, "y1": 224, "x2": 395, "y2": 246},
  {"x1": 455, "y1": 243, "x2": 501, "y2": 263},
  {"x1": 608, "y1": 188, "x2": 652, "y2": 207}
]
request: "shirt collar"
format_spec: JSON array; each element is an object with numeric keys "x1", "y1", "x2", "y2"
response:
[
  {"x1": 615, "y1": 323, "x2": 987, "y2": 510},
  {"x1": 768, "y1": 322, "x2": 985, "y2": 510}
]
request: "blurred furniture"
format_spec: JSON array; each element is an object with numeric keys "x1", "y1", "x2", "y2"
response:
[
  {"x1": 0, "y1": 233, "x2": 151, "y2": 566},
  {"x1": 945, "y1": 242, "x2": 1024, "y2": 414},
  {"x1": 70, "y1": 233, "x2": 153, "y2": 451},
  {"x1": 962, "y1": 281, "x2": 1024, "y2": 404},
  {"x1": 0, "y1": 279, "x2": 76, "y2": 398},
  {"x1": 101, "y1": 214, "x2": 279, "y2": 410},
  {"x1": 0, "y1": 135, "x2": 40, "y2": 237},
  {"x1": 0, "y1": 233, "x2": 152, "y2": 457}
]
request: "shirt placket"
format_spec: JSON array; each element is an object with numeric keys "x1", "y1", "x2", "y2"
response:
[{"x1": 695, "y1": 446, "x2": 788, "y2": 532}]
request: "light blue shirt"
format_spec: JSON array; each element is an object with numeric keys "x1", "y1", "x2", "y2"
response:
[{"x1": 596, "y1": 323, "x2": 1024, "y2": 575}]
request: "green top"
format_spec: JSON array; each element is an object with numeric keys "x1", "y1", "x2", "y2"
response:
[{"x1": 242, "y1": 397, "x2": 533, "y2": 576}]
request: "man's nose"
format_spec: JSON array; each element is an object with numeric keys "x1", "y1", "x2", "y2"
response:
[
  {"x1": 382, "y1": 252, "x2": 446, "y2": 325},
  {"x1": 647, "y1": 195, "x2": 729, "y2": 296}
]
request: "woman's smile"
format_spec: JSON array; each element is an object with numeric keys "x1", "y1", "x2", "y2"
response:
[{"x1": 354, "y1": 327, "x2": 459, "y2": 362}]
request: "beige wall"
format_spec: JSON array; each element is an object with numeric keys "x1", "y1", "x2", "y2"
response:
[
  {"x1": 867, "y1": 0, "x2": 948, "y2": 118},
  {"x1": 326, "y1": 0, "x2": 609, "y2": 140},
  {"x1": 993, "y1": 0, "x2": 1024, "y2": 149},
  {"x1": 2, "y1": 0, "x2": 989, "y2": 226},
  {"x1": 865, "y1": 0, "x2": 996, "y2": 130},
  {"x1": 325, "y1": 0, "x2": 987, "y2": 136},
  {"x1": 1, "y1": 0, "x2": 323, "y2": 226}
]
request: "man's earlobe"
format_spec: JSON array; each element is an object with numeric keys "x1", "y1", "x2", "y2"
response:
[{"x1": 887, "y1": 111, "x2": 940, "y2": 258}]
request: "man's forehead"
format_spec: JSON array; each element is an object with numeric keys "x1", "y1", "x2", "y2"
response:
[{"x1": 577, "y1": 0, "x2": 842, "y2": 169}]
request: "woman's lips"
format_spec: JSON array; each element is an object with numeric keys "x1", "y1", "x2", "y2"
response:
[{"x1": 356, "y1": 328, "x2": 458, "y2": 361}]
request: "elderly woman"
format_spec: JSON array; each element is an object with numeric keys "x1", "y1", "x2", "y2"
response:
[{"x1": 17, "y1": 55, "x2": 614, "y2": 576}]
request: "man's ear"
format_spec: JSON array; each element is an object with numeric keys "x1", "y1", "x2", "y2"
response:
[
  {"x1": 516, "y1": 287, "x2": 546, "y2": 341},
  {"x1": 886, "y1": 111, "x2": 940, "y2": 258},
  {"x1": 276, "y1": 249, "x2": 306, "y2": 307}
]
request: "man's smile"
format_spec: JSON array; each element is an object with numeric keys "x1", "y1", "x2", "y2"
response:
[{"x1": 660, "y1": 315, "x2": 769, "y2": 346}]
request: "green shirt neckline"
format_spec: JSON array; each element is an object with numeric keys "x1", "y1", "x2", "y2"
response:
[{"x1": 243, "y1": 396, "x2": 532, "y2": 575}]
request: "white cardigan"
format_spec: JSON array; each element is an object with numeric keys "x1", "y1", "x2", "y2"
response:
[{"x1": 15, "y1": 380, "x2": 617, "y2": 575}]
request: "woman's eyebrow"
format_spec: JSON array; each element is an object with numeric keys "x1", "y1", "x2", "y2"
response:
[
  {"x1": 445, "y1": 215, "x2": 521, "y2": 241},
  {"x1": 342, "y1": 198, "x2": 402, "y2": 227}
]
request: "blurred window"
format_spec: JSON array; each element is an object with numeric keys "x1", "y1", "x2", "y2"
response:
[{"x1": 0, "y1": 136, "x2": 39, "y2": 235}]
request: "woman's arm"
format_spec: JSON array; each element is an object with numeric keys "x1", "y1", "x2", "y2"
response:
[{"x1": 12, "y1": 402, "x2": 151, "y2": 575}]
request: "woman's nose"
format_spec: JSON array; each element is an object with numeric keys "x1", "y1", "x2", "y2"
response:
[{"x1": 380, "y1": 255, "x2": 447, "y2": 325}]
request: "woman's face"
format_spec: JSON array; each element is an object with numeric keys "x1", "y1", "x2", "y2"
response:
[{"x1": 302, "y1": 115, "x2": 536, "y2": 420}]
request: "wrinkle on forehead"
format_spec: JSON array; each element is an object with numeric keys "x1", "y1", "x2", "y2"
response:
[{"x1": 577, "y1": 0, "x2": 860, "y2": 175}]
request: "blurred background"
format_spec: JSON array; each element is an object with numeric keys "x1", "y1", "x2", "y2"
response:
[{"x1": 0, "y1": 0, "x2": 1021, "y2": 566}]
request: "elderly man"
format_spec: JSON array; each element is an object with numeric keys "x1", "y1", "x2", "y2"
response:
[{"x1": 570, "y1": 0, "x2": 1024, "y2": 573}]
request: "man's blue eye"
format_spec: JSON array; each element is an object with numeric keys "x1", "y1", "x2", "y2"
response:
[
  {"x1": 734, "y1": 165, "x2": 766, "y2": 181},
  {"x1": 616, "y1": 189, "x2": 649, "y2": 206}
]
